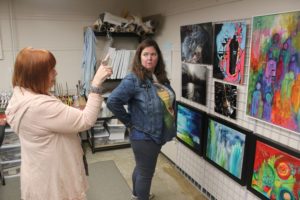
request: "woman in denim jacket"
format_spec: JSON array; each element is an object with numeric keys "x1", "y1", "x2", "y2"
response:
[{"x1": 107, "y1": 39, "x2": 176, "y2": 200}]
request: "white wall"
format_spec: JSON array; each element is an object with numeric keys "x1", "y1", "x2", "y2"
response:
[
  {"x1": 0, "y1": 0, "x2": 142, "y2": 92},
  {"x1": 151, "y1": 0, "x2": 300, "y2": 200}
]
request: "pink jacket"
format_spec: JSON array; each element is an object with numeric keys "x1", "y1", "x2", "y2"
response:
[{"x1": 5, "y1": 87, "x2": 102, "y2": 200}]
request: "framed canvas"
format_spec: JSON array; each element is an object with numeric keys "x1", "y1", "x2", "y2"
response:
[
  {"x1": 213, "y1": 21, "x2": 247, "y2": 84},
  {"x1": 182, "y1": 63, "x2": 207, "y2": 105},
  {"x1": 247, "y1": 134, "x2": 300, "y2": 200},
  {"x1": 246, "y1": 10, "x2": 300, "y2": 133},
  {"x1": 180, "y1": 22, "x2": 213, "y2": 64},
  {"x1": 176, "y1": 101, "x2": 207, "y2": 156},
  {"x1": 214, "y1": 81, "x2": 237, "y2": 119},
  {"x1": 204, "y1": 114, "x2": 252, "y2": 185}
]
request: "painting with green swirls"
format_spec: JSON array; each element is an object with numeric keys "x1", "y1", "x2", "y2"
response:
[
  {"x1": 246, "y1": 11, "x2": 300, "y2": 133},
  {"x1": 250, "y1": 140, "x2": 300, "y2": 200}
]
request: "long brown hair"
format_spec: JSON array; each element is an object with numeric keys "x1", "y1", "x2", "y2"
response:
[
  {"x1": 12, "y1": 47, "x2": 56, "y2": 95},
  {"x1": 132, "y1": 38, "x2": 169, "y2": 84}
]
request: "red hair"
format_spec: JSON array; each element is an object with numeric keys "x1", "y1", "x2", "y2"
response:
[{"x1": 12, "y1": 47, "x2": 56, "y2": 94}]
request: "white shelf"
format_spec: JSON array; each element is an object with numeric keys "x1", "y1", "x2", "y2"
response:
[
  {"x1": 0, "y1": 159, "x2": 21, "y2": 165},
  {"x1": 89, "y1": 128, "x2": 110, "y2": 138},
  {"x1": 86, "y1": 28, "x2": 138, "y2": 153},
  {"x1": 1, "y1": 143, "x2": 20, "y2": 149}
]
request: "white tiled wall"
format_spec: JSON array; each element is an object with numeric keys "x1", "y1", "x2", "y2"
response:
[{"x1": 162, "y1": 14, "x2": 300, "y2": 200}]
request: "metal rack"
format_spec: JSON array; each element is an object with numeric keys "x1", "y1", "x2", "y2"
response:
[
  {"x1": 0, "y1": 125, "x2": 21, "y2": 185},
  {"x1": 86, "y1": 101, "x2": 130, "y2": 153},
  {"x1": 83, "y1": 29, "x2": 147, "y2": 153},
  {"x1": 93, "y1": 31, "x2": 153, "y2": 43}
]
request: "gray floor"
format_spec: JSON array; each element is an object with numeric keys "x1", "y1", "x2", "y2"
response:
[
  {"x1": 84, "y1": 145, "x2": 207, "y2": 200},
  {"x1": 0, "y1": 160, "x2": 132, "y2": 200}
]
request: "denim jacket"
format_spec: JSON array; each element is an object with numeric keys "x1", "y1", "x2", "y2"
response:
[{"x1": 106, "y1": 72, "x2": 176, "y2": 141}]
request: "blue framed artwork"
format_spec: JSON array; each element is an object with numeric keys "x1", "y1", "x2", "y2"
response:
[
  {"x1": 204, "y1": 115, "x2": 252, "y2": 185},
  {"x1": 176, "y1": 101, "x2": 207, "y2": 156}
]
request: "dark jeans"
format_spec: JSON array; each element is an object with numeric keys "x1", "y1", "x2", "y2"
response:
[{"x1": 131, "y1": 140, "x2": 162, "y2": 200}]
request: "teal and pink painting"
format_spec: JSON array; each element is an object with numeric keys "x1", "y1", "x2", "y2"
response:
[
  {"x1": 247, "y1": 11, "x2": 300, "y2": 133},
  {"x1": 213, "y1": 21, "x2": 247, "y2": 84}
]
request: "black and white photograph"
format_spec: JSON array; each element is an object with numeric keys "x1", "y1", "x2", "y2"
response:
[{"x1": 182, "y1": 63, "x2": 207, "y2": 105}]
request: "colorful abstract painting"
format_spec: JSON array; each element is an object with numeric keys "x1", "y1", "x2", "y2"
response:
[
  {"x1": 214, "y1": 81, "x2": 237, "y2": 119},
  {"x1": 246, "y1": 11, "x2": 300, "y2": 133},
  {"x1": 213, "y1": 21, "x2": 247, "y2": 84},
  {"x1": 248, "y1": 136, "x2": 300, "y2": 200},
  {"x1": 204, "y1": 116, "x2": 251, "y2": 185},
  {"x1": 176, "y1": 101, "x2": 207, "y2": 156},
  {"x1": 180, "y1": 22, "x2": 213, "y2": 64}
]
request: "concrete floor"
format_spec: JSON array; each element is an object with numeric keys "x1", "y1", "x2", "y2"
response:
[{"x1": 84, "y1": 145, "x2": 207, "y2": 200}]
